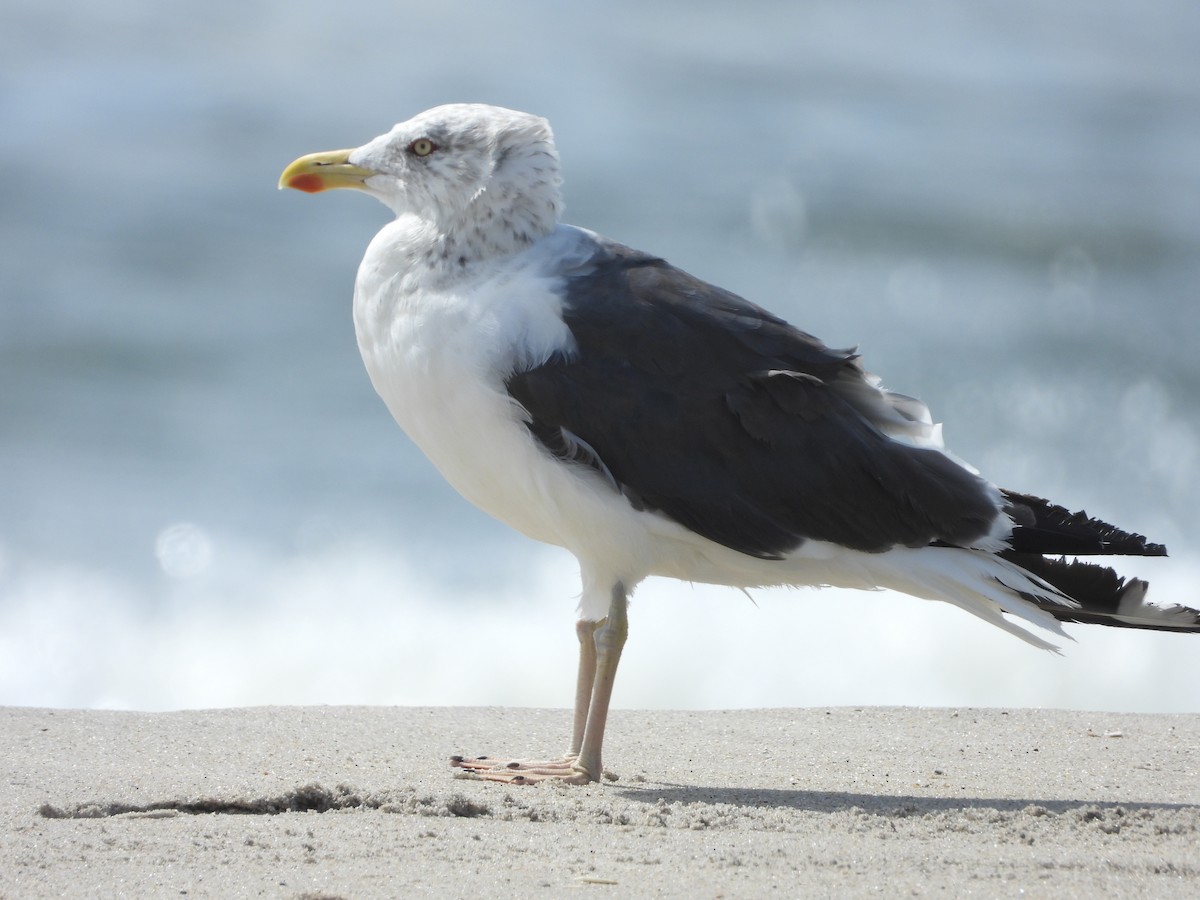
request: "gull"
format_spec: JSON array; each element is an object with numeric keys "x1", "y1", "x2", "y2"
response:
[{"x1": 279, "y1": 103, "x2": 1198, "y2": 784}]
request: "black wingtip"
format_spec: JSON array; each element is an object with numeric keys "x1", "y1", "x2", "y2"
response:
[
  {"x1": 1002, "y1": 552, "x2": 1200, "y2": 632},
  {"x1": 1002, "y1": 490, "x2": 1167, "y2": 557}
]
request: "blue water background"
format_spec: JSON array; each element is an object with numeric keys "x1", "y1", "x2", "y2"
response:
[{"x1": 1, "y1": 0, "x2": 1197, "y2": 712}]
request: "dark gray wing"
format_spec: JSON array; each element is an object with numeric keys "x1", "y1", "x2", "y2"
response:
[{"x1": 506, "y1": 238, "x2": 1000, "y2": 559}]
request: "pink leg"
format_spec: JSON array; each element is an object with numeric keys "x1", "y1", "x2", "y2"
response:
[{"x1": 451, "y1": 584, "x2": 628, "y2": 785}]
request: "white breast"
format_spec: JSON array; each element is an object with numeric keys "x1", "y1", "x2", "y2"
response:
[{"x1": 350, "y1": 222, "x2": 667, "y2": 589}]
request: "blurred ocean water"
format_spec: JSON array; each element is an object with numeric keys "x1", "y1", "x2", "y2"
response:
[{"x1": 1, "y1": 0, "x2": 1197, "y2": 712}]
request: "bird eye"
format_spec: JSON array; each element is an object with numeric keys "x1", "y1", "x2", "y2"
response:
[{"x1": 408, "y1": 138, "x2": 437, "y2": 157}]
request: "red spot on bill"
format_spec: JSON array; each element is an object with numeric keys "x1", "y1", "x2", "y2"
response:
[{"x1": 287, "y1": 173, "x2": 327, "y2": 193}]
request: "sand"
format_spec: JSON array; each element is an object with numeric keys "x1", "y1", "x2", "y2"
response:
[{"x1": 2, "y1": 705, "x2": 1197, "y2": 898}]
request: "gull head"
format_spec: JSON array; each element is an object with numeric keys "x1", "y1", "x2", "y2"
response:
[{"x1": 280, "y1": 103, "x2": 563, "y2": 256}]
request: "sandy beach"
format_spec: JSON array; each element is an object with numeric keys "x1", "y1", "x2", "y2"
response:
[{"x1": 2, "y1": 705, "x2": 1197, "y2": 898}]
